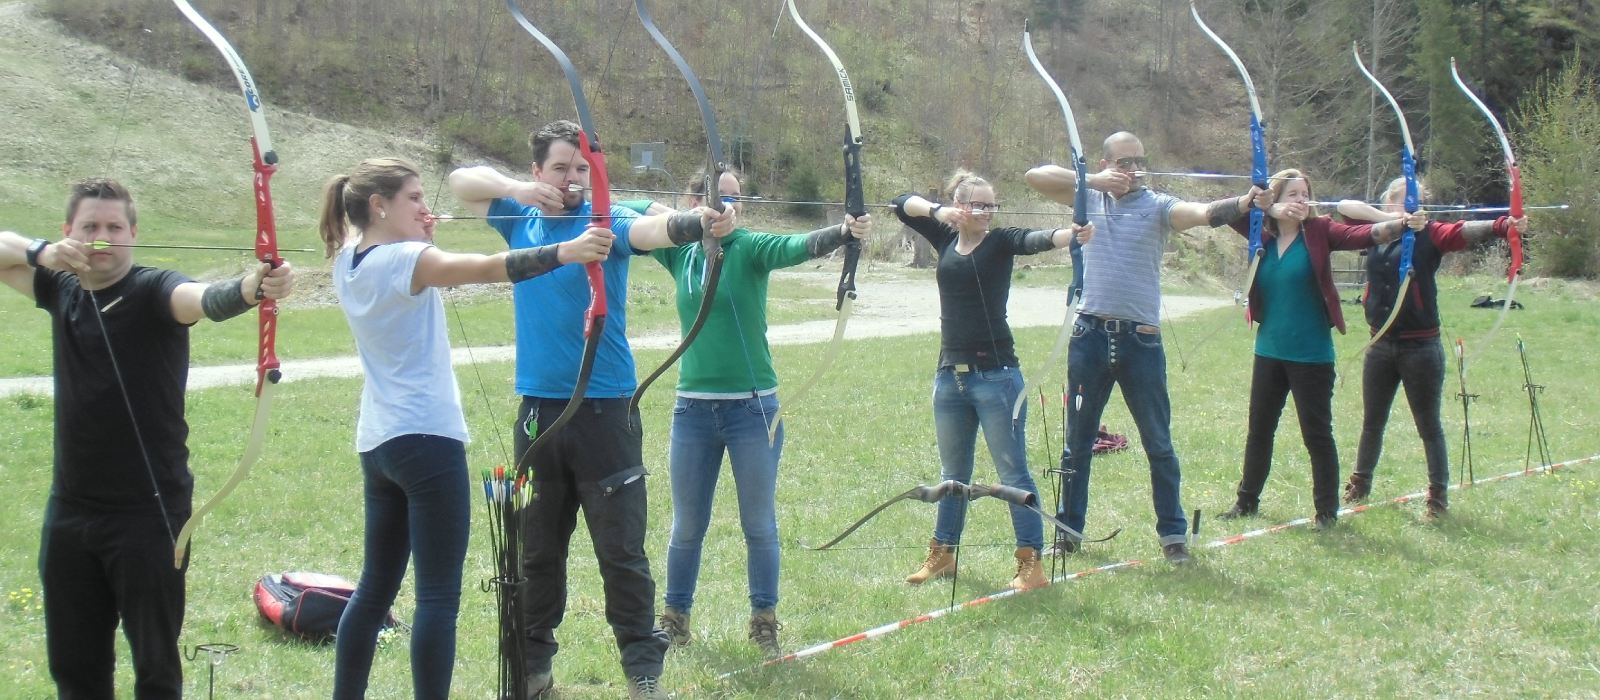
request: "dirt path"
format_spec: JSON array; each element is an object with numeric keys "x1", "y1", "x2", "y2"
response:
[{"x1": 1, "y1": 274, "x2": 1230, "y2": 397}]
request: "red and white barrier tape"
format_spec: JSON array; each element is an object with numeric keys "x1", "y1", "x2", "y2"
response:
[{"x1": 718, "y1": 452, "x2": 1599, "y2": 680}]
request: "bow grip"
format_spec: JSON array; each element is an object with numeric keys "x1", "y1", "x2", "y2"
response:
[
  {"x1": 1071, "y1": 154, "x2": 1089, "y2": 228},
  {"x1": 1507, "y1": 164, "x2": 1524, "y2": 280}
]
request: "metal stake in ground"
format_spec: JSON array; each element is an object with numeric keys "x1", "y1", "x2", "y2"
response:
[
  {"x1": 184, "y1": 643, "x2": 238, "y2": 700},
  {"x1": 1454, "y1": 339, "x2": 1478, "y2": 485},
  {"x1": 1517, "y1": 335, "x2": 1553, "y2": 472}
]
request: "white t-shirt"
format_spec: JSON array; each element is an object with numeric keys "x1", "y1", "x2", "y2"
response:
[{"x1": 333, "y1": 240, "x2": 469, "y2": 452}]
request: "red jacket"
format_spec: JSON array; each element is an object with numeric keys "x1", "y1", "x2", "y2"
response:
[{"x1": 1229, "y1": 216, "x2": 1376, "y2": 334}]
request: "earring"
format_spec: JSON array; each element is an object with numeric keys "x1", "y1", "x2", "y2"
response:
[{"x1": 379, "y1": 210, "x2": 386, "y2": 220}]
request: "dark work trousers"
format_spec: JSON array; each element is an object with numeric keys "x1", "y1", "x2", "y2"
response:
[
  {"x1": 1236, "y1": 355, "x2": 1341, "y2": 518},
  {"x1": 515, "y1": 396, "x2": 668, "y2": 680},
  {"x1": 40, "y1": 498, "x2": 188, "y2": 700},
  {"x1": 1352, "y1": 336, "x2": 1450, "y2": 497}
]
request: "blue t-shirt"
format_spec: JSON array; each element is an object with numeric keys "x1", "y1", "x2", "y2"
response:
[{"x1": 488, "y1": 197, "x2": 640, "y2": 398}]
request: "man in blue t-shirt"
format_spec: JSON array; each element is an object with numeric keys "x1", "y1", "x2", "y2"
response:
[
  {"x1": 450, "y1": 120, "x2": 733, "y2": 697},
  {"x1": 1026, "y1": 131, "x2": 1259, "y2": 565}
]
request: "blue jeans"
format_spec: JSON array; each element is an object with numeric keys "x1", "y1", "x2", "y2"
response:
[
  {"x1": 335, "y1": 434, "x2": 470, "y2": 700},
  {"x1": 1059, "y1": 316, "x2": 1189, "y2": 545},
  {"x1": 664, "y1": 394, "x2": 784, "y2": 613},
  {"x1": 931, "y1": 366, "x2": 1044, "y2": 550}
]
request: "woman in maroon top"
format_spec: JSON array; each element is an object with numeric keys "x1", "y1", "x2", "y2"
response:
[
  {"x1": 1339, "y1": 178, "x2": 1525, "y2": 517},
  {"x1": 1217, "y1": 170, "x2": 1418, "y2": 528}
]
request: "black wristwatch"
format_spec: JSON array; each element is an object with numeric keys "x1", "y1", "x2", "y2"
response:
[
  {"x1": 928, "y1": 203, "x2": 943, "y2": 221},
  {"x1": 25, "y1": 238, "x2": 49, "y2": 268}
]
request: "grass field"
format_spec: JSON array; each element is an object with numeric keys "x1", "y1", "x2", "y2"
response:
[{"x1": 2, "y1": 274, "x2": 1597, "y2": 698}]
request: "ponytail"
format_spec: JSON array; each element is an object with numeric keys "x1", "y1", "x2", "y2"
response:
[
  {"x1": 318, "y1": 174, "x2": 352, "y2": 258},
  {"x1": 316, "y1": 158, "x2": 422, "y2": 258}
]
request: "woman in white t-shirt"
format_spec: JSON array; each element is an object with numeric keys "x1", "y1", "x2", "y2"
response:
[{"x1": 316, "y1": 157, "x2": 610, "y2": 700}]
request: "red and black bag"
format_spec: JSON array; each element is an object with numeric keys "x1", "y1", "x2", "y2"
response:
[{"x1": 254, "y1": 572, "x2": 397, "y2": 641}]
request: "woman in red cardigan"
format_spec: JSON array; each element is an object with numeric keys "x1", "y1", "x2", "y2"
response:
[
  {"x1": 1218, "y1": 170, "x2": 1422, "y2": 528},
  {"x1": 1339, "y1": 178, "x2": 1526, "y2": 518}
]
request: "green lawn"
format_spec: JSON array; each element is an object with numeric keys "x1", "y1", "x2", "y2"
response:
[{"x1": 2, "y1": 275, "x2": 1597, "y2": 698}]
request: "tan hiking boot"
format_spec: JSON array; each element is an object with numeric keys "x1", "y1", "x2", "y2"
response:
[
  {"x1": 1009, "y1": 547, "x2": 1048, "y2": 590},
  {"x1": 658, "y1": 607, "x2": 691, "y2": 647},
  {"x1": 748, "y1": 608, "x2": 783, "y2": 659},
  {"x1": 905, "y1": 539, "x2": 957, "y2": 585}
]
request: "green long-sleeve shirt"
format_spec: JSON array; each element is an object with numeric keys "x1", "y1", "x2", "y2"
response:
[{"x1": 649, "y1": 229, "x2": 816, "y2": 396}]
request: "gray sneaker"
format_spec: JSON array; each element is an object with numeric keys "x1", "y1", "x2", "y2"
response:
[
  {"x1": 628, "y1": 675, "x2": 667, "y2": 700},
  {"x1": 748, "y1": 608, "x2": 783, "y2": 659},
  {"x1": 523, "y1": 670, "x2": 553, "y2": 699},
  {"x1": 658, "y1": 607, "x2": 691, "y2": 647}
]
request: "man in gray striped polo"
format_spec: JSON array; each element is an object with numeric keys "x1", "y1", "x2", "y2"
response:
[{"x1": 1025, "y1": 132, "x2": 1259, "y2": 564}]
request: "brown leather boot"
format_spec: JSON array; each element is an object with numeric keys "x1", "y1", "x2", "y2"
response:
[
  {"x1": 1009, "y1": 547, "x2": 1048, "y2": 590},
  {"x1": 1424, "y1": 484, "x2": 1448, "y2": 519},
  {"x1": 1343, "y1": 472, "x2": 1372, "y2": 503},
  {"x1": 905, "y1": 539, "x2": 956, "y2": 585}
]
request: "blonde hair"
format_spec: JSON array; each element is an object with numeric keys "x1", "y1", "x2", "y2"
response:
[
  {"x1": 1380, "y1": 176, "x2": 1432, "y2": 207},
  {"x1": 317, "y1": 157, "x2": 421, "y2": 258},
  {"x1": 943, "y1": 170, "x2": 990, "y2": 204}
]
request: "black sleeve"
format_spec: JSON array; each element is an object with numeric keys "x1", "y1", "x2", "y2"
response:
[
  {"x1": 133, "y1": 267, "x2": 196, "y2": 328},
  {"x1": 891, "y1": 193, "x2": 954, "y2": 252},
  {"x1": 991, "y1": 227, "x2": 1057, "y2": 255},
  {"x1": 33, "y1": 268, "x2": 61, "y2": 313}
]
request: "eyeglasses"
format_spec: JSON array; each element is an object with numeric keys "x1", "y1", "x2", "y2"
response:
[
  {"x1": 1114, "y1": 157, "x2": 1149, "y2": 170},
  {"x1": 960, "y1": 202, "x2": 1000, "y2": 214}
]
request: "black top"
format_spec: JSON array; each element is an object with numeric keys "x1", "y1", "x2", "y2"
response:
[
  {"x1": 1353, "y1": 218, "x2": 1469, "y2": 340},
  {"x1": 36, "y1": 266, "x2": 195, "y2": 514},
  {"x1": 895, "y1": 196, "x2": 1052, "y2": 369}
]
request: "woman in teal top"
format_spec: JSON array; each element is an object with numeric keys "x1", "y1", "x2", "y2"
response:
[
  {"x1": 1217, "y1": 169, "x2": 1416, "y2": 527},
  {"x1": 634, "y1": 169, "x2": 869, "y2": 659}
]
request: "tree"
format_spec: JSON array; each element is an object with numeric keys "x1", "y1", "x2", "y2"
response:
[{"x1": 1517, "y1": 55, "x2": 1600, "y2": 277}]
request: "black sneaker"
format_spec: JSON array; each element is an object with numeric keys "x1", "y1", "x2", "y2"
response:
[
  {"x1": 1217, "y1": 502, "x2": 1258, "y2": 520},
  {"x1": 1162, "y1": 542, "x2": 1192, "y2": 565}
]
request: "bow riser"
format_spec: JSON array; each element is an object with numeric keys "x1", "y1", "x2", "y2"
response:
[
  {"x1": 250, "y1": 136, "x2": 281, "y2": 393},
  {"x1": 169, "y1": 0, "x2": 281, "y2": 567},
  {"x1": 1192, "y1": 2, "x2": 1267, "y2": 294},
  {"x1": 505, "y1": 0, "x2": 613, "y2": 478},
  {"x1": 1013, "y1": 20, "x2": 1088, "y2": 423},
  {"x1": 1507, "y1": 164, "x2": 1523, "y2": 278},
  {"x1": 1349, "y1": 42, "x2": 1419, "y2": 360},
  {"x1": 577, "y1": 129, "x2": 611, "y2": 327}
]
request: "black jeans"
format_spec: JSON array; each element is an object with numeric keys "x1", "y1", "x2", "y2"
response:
[
  {"x1": 40, "y1": 498, "x2": 188, "y2": 699},
  {"x1": 516, "y1": 397, "x2": 668, "y2": 680},
  {"x1": 1353, "y1": 336, "x2": 1450, "y2": 495},
  {"x1": 1236, "y1": 356, "x2": 1340, "y2": 517}
]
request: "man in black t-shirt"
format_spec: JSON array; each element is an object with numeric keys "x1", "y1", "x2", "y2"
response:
[{"x1": 1, "y1": 179, "x2": 295, "y2": 699}]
